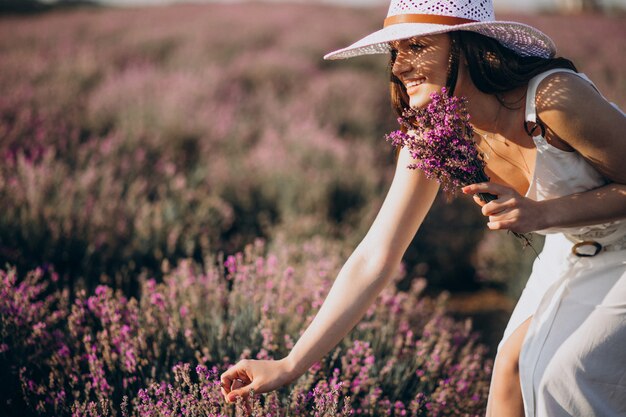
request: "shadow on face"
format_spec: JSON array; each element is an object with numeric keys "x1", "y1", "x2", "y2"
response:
[{"x1": 389, "y1": 34, "x2": 452, "y2": 109}]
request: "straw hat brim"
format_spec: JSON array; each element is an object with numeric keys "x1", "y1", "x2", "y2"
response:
[{"x1": 323, "y1": 21, "x2": 556, "y2": 60}]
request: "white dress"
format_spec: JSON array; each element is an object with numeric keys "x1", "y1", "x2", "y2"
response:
[{"x1": 495, "y1": 68, "x2": 626, "y2": 417}]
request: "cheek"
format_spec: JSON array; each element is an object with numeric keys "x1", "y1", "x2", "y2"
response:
[
  {"x1": 418, "y1": 46, "x2": 451, "y2": 78},
  {"x1": 423, "y1": 59, "x2": 449, "y2": 83}
]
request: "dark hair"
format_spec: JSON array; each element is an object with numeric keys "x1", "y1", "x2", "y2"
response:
[{"x1": 389, "y1": 31, "x2": 577, "y2": 118}]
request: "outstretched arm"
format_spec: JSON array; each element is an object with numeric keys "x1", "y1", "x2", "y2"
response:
[
  {"x1": 284, "y1": 147, "x2": 439, "y2": 377},
  {"x1": 220, "y1": 146, "x2": 439, "y2": 402}
]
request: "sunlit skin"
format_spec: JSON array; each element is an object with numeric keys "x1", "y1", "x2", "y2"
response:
[{"x1": 220, "y1": 34, "x2": 626, "y2": 410}]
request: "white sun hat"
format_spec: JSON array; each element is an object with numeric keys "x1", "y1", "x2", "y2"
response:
[{"x1": 323, "y1": 0, "x2": 556, "y2": 60}]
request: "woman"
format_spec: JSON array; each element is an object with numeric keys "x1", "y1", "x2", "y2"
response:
[{"x1": 220, "y1": 0, "x2": 626, "y2": 415}]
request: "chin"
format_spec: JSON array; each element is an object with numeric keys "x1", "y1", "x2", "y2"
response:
[
  {"x1": 408, "y1": 86, "x2": 445, "y2": 109},
  {"x1": 409, "y1": 96, "x2": 428, "y2": 110}
]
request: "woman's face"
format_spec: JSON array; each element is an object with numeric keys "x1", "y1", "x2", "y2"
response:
[{"x1": 390, "y1": 34, "x2": 452, "y2": 109}]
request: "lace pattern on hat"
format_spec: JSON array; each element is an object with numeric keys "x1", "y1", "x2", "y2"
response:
[{"x1": 388, "y1": 0, "x2": 494, "y2": 21}]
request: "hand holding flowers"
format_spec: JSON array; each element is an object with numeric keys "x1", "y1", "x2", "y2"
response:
[{"x1": 462, "y1": 182, "x2": 547, "y2": 234}]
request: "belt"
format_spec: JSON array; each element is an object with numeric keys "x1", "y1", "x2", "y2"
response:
[{"x1": 567, "y1": 233, "x2": 626, "y2": 257}]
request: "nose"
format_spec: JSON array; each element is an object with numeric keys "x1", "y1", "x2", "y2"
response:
[{"x1": 392, "y1": 51, "x2": 412, "y2": 79}]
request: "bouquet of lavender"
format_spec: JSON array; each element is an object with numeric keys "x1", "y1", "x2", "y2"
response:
[
  {"x1": 385, "y1": 87, "x2": 491, "y2": 194},
  {"x1": 386, "y1": 87, "x2": 532, "y2": 247}
]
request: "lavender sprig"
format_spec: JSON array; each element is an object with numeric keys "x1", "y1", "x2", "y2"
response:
[{"x1": 386, "y1": 87, "x2": 534, "y2": 250}]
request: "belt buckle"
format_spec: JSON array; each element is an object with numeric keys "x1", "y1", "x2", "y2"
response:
[{"x1": 571, "y1": 240, "x2": 603, "y2": 257}]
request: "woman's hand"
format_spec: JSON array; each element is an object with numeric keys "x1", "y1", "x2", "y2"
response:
[
  {"x1": 220, "y1": 357, "x2": 297, "y2": 404},
  {"x1": 462, "y1": 182, "x2": 546, "y2": 233}
]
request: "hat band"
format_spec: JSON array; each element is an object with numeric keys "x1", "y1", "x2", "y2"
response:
[{"x1": 383, "y1": 14, "x2": 477, "y2": 28}]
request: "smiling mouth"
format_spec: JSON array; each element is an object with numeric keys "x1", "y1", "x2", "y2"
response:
[{"x1": 404, "y1": 78, "x2": 425, "y2": 92}]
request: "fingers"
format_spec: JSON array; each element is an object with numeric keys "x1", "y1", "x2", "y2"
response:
[
  {"x1": 486, "y1": 201, "x2": 521, "y2": 227},
  {"x1": 487, "y1": 219, "x2": 515, "y2": 230},
  {"x1": 220, "y1": 358, "x2": 291, "y2": 405},
  {"x1": 221, "y1": 360, "x2": 259, "y2": 404},
  {"x1": 464, "y1": 182, "x2": 518, "y2": 211},
  {"x1": 462, "y1": 182, "x2": 517, "y2": 196},
  {"x1": 221, "y1": 360, "x2": 251, "y2": 383},
  {"x1": 221, "y1": 377, "x2": 252, "y2": 403},
  {"x1": 220, "y1": 360, "x2": 252, "y2": 396},
  {"x1": 464, "y1": 182, "x2": 542, "y2": 233},
  {"x1": 226, "y1": 380, "x2": 255, "y2": 404},
  {"x1": 231, "y1": 378, "x2": 245, "y2": 391},
  {"x1": 472, "y1": 194, "x2": 486, "y2": 207},
  {"x1": 220, "y1": 378, "x2": 244, "y2": 392},
  {"x1": 481, "y1": 199, "x2": 515, "y2": 217},
  {"x1": 463, "y1": 182, "x2": 519, "y2": 217},
  {"x1": 472, "y1": 188, "x2": 520, "y2": 230}
]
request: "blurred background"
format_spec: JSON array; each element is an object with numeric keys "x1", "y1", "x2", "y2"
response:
[
  {"x1": 1, "y1": 0, "x2": 625, "y2": 351},
  {"x1": 3, "y1": 0, "x2": 626, "y2": 12}
]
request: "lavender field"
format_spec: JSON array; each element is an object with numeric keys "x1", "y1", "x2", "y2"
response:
[{"x1": 1, "y1": 3, "x2": 625, "y2": 416}]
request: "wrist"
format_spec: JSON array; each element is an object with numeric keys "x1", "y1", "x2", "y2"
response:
[
  {"x1": 536, "y1": 199, "x2": 557, "y2": 231},
  {"x1": 281, "y1": 355, "x2": 303, "y2": 384}
]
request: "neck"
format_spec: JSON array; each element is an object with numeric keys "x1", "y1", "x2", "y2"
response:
[{"x1": 454, "y1": 69, "x2": 526, "y2": 136}]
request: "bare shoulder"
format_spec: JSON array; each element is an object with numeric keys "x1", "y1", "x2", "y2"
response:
[
  {"x1": 535, "y1": 71, "x2": 615, "y2": 120},
  {"x1": 535, "y1": 71, "x2": 626, "y2": 182}
]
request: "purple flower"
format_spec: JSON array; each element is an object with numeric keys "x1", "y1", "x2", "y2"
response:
[{"x1": 384, "y1": 88, "x2": 489, "y2": 194}]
